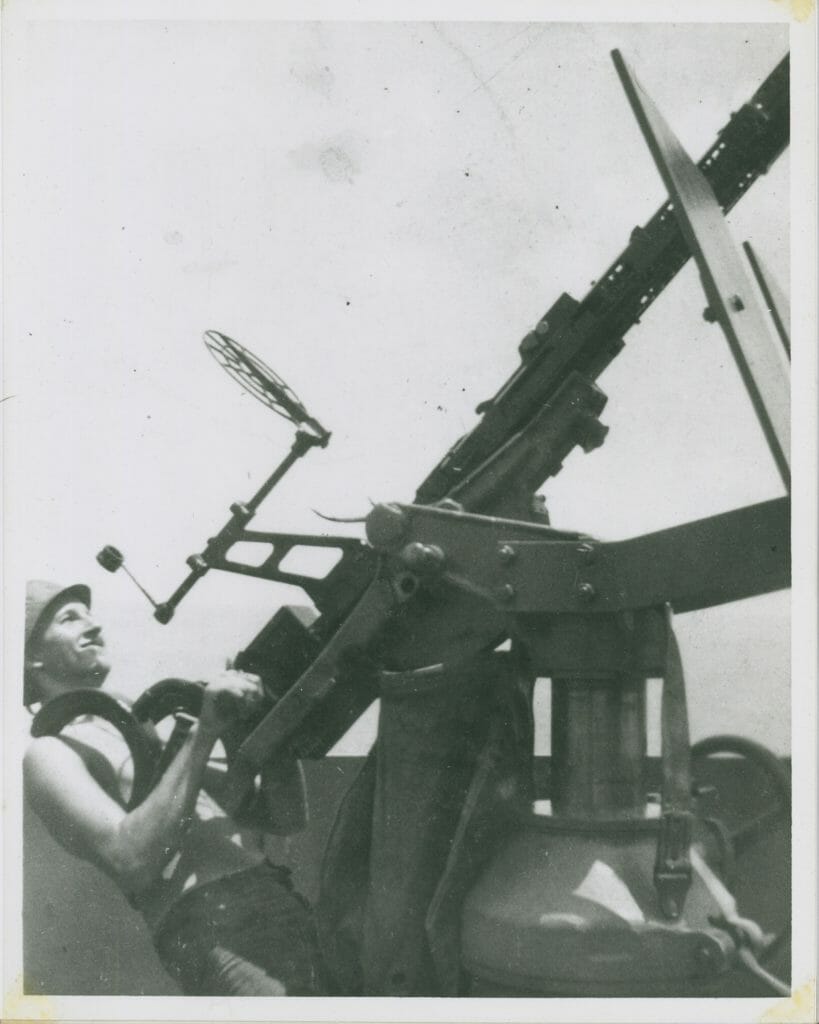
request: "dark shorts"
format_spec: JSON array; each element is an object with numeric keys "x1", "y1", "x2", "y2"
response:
[{"x1": 153, "y1": 862, "x2": 325, "y2": 996}]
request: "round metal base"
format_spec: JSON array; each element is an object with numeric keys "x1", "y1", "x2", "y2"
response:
[{"x1": 461, "y1": 814, "x2": 737, "y2": 995}]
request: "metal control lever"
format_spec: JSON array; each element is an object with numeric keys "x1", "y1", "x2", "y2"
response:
[
  {"x1": 99, "y1": 332, "x2": 331, "y2": 624},
  {"x1": 96, "y1": 545, "x2": 170, "y2": 617}
]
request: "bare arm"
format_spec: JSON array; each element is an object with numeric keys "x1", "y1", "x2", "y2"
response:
[
  {"x1": 24, "y1": 670, "x2": 262, "y2": 894},
  {"x1": 25, "y1": 721, "x2": 216, "y2": 892}
]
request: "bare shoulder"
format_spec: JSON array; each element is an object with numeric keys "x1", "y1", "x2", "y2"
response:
[
  {"x1": 24, "y1": 734, "x2": 82, "y2": 780},
  {"x1": 24, "y1": 733, "x2": 120, "y2": 807},
  {"x1": 24, "y1": 731, "x2": 130, "y2": 871}
]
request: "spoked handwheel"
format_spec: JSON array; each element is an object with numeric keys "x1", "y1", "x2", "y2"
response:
[
  {"x1": 132, "y1": 677, "x2": 307, "y2": 832},
  {"x1": 132, "y1": 677, "x2": 263, "y2": 818},
  {"x1": 691, "y1": 734, "x2": 790, "y2": 856},
  {"x1": 131, "y1": 676, "x2": 206, "y2": 724},
  {"x1": 203, "y1": 330, "x2": 329, "y2": 442},
  {"x1": 692, "y1": 732, "x2": 791, "y2": 982}
]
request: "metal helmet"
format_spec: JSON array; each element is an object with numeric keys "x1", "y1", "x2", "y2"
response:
[{"x1": 24, "y1": 580, "x2": 92, "y2": 705}]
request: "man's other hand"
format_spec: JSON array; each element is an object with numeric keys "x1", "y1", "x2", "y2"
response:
[{"x1": 199, "y1": 669, "x2": 264, "y2": 737}]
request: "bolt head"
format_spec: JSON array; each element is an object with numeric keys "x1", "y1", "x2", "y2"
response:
[
  {"x1": 498, "y1": 544, "x2": 516, "y2": 564},
  {"x1": 577, "y1": 582, "x2": 596, "y2": 602},
  {"x1": 400, "y1": 542, "x2": 444, "y2": 574}
]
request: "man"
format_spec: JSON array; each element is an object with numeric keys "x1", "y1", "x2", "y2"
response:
[{"x1": 23, "y1": 579, "x2": 325, "y2": 996}]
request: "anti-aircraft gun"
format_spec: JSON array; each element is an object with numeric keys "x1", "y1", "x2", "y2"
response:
[{"x1": 36, "y1": 50, "x2": 792, "y2": 997}]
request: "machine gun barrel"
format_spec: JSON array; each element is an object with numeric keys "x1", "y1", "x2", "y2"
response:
[{"x1": 416, "y1": 54, "x2": 789, "y2": 503}]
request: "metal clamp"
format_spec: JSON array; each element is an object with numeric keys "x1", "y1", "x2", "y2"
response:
[{"x1": 654, "y1": 809, "x2": 694, "y2": 920}]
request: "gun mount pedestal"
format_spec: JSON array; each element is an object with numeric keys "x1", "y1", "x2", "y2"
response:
[
  {"x1": 461, "y1": 816, "x2": 739, "y2": 996},
  {"x1": 457, "y1": 660, "x2": 743, "y2": 996},
  {"x1": 306, "y1": 501, "x2": 789, "y2": 995}
]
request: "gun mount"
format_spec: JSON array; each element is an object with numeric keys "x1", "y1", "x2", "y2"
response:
[{"x1": 84, "y1": 50, "x2": 791, "y2": 997}]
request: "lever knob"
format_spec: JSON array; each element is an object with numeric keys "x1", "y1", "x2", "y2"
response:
[{"x1": 97, "y1": 545, "x2": 124, "y2": 573}]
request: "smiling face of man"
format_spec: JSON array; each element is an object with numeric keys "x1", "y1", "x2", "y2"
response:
[{"x1": 33, "y1": 597, "x2": 111, "y2": 689}]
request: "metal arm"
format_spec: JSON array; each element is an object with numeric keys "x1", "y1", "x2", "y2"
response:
[{"x1": 152, "y1": 428, "x2": 331, "y2": 623}]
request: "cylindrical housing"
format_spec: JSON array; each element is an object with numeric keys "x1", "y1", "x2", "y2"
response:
[{"x1": 551, "y1": 676, "x2": 647, "y2": 819}]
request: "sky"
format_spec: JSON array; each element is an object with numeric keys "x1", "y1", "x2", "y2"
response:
[{"x1": 4, "y1": 16, "x2": 795, "y2": 754}]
